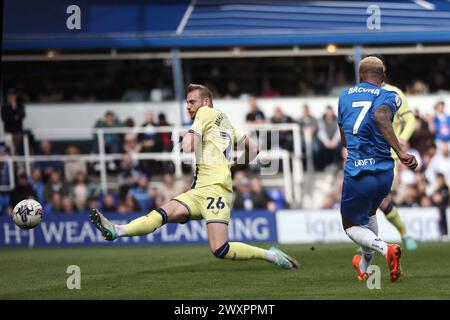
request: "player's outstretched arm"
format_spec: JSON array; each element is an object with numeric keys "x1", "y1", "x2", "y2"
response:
[
  {"x1": 232, "y1": 136, "x2": 260, "y2": 169},
  {"x1": 374, "y1": 105, "x2": 418, "y2": 171},
  {"x1": 181, "y1": 130, "x2": 200, "y2": 152}
]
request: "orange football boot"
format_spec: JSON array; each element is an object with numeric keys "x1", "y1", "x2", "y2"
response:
[
  {"x1": 387, "y1": 244, "x2": 403, "y2": 282},
  {"x1": 352, "y1": 255, "x2": 369, "y2": 281}
]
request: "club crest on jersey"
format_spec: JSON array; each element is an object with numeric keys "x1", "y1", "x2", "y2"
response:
[{"x1": 394, "y1": 94, "x2": 402, "y2": 108}]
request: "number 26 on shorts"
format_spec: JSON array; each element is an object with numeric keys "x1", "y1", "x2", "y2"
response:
[{"x1": 206, "y1": 197, "x2": 225, "y2": 210}]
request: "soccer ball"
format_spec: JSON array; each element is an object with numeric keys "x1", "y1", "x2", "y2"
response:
[{"x1": 12, "y1": 199, "x2": 43, "y2": 229}]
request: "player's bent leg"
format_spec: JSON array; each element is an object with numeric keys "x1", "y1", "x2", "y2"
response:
[
  {"x1": 119, "y1": 200, "x2": 190, "y2": 236},
  {"x1": 89, "y1": 200, "x2": 190, "y2": 240},
  {"x1": 206, "y1": 222, "x2": 299, "y2": 269},
  {"x1": 343, "y1": 216, "x2": 388, "y2": 257},
  {"x1": 343, "y1": 216, "x2": 403, "y2": 282},
  {"x1": 380, "y1": 198, "x2": 417, "y2": 250}
]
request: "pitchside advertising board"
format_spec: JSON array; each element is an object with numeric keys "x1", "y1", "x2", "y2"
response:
[
  {"x1": 276, "y1": 208, "x2": 450, "y2": 244},
  {"x1": 1, "y1": 209, "x2": 448, "y2": 247},
  {"x1": 0, "y1": 211, "x2": 277, "y2": 248}
]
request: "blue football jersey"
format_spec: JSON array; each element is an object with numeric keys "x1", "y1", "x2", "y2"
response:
[{"x1": 338, "y1": 82, "x2": 402, "y2": 177}]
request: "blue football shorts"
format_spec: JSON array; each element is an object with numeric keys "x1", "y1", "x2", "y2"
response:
[{"x1": 341, "y1": 169, "x2": 394, "y2": 225}]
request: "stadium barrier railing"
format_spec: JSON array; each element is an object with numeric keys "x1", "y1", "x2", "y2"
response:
[{"x1": 3, "y1": 123, "x2": 305, "y2": 205}]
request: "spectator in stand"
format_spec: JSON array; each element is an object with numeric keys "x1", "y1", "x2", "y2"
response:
[
  {"x1": 139, "y1": 111, "x2": 157, "y2": 152},
  {"x1": 260, "y1": 79, "x2": 280, "y2": 97},
  {"x1": 224, "y1": 80, "x2": 240, "y2": 98},
  {"x1": 250, "y1": 177, "x2": 277, "y2": 212},
  {"x1": 0, "y1": 144, "x2": 11, "y2": 188},
  {"x1": 121, "y1": 81, "x2": 147, "y2": 102},
  {"x1": 30, "y1": 168, "x2": 45, "y2": 204},
  {"x1": 124, "y1": 117, "x2": 135, "y2": 128},
  {"x1": 317, "y1": 106, "x2": 341, "y2": 171},
  {"x1": 233, "y1": 173, "x2": 275, "y2": 211},
  {"x1": 425, "y1": 141, "x2": 450, "y2": 187},
  {"x1": 118, "y1": 193, "x2": 141, "y2": 214},
  {"x1": 298, "y1": 104, "x2": 321, "y2": 171},
  {"x1": 322, "y1": 191, "x2": 340, "y2": 209},
  {"x1": 139, "y1": 111, "x2": 157, "y2": 175},
  {"x1": 129, "y1": 174, "x2": 153, "y2": 213},
  {"x1": 407, "y1": 80, "x2": 429, "y2": 95},
  {"x1": 409, "y1": 112, "x2": 435, "y2": 157},
  {"x1": 421, "y1": 143, "x2": 437, "y2": 170},
  {"x1": 245, "y1": 96, "x2": 266, "y2": 124},
  {"x1": 399, "y1": 184, "x2": 421, "y2": 207},
  {"x1": 64, "y1": 145, "x2": 87, "y2": 183},
  {"x1": 45, "y1": 192, "x2": 64, "y2": 214},
  {"x1": 155, "y1": 113, "x2": 173, "y2": 151},
  {"x1": 87, "y1": 197, "x2": 100, "y2": 213},
  {"x1": 420, "y1": 196, "x2": 433, "y2": 208},
  {"x1": 155, "y1": 113, "x2": 174, "y2": 173},
  {"x1": 270, "y1": 106, "x2": 294, "y2": 151},
  {"x1": 102, "y1": 193, "x2": 117, "y2": 213},
  {"x1": 34, "y1": 140, "x2": 64, "y2": 180},
  {"x1": 117, "y1": 153, "x2": 142, "y2": 200},
  {"x1": 429, "y1": 101, "x2": 450, "y2": 142},
  {"x1": 1, "y1": 89, "x2": 26, "y2": 155},
  {"x1": 93, "y1": 111, "x2": 123, "y2": 155},
  {"x1": 152, "y1": 193, "x2": 166, "y2": 210},
  {"x1": 123, "y1": 133, "x2": 142, "y2": 167},
  {"x1": 233, "y1": 175, "x2": 254, "y2": 211},
  {"x1": 297, "y1": 79, "x2": 315, "y2": 97},
  {"x1": 44, "y1": 170, "x2": 69, "y2": 203},
  {"x1": 9, "y1": 172, "x2": 36, "y2": 211},
  {"x1": 328, "y1": 71, "x2": 352, "y2": 96},
  {"x1": 431, "y1": 173, "x2": 449, "y2": 241},
  {"x1": 157, "y1": 173, "x2": 183, "y2": 203},
  {"x1": 414, "y1": 172, "x2": 428, "y2": 202},
  {"x1": 70, "y1": 171, "x2": 100, "y2": 213},
  {"x1": 62, "y1": 196, "x2": 75, "y2": 214},
  {"x1": 149, "y1": 79, "x2": 173, "y2": 102},
  {"x1": 397, "y1": 141, "x2": 423, "y2": 188}
]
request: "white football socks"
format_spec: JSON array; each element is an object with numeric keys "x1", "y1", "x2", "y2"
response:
[
  {"x1": 265, "y1": 250, "x2": 277, "y2": 263},
  {"x1": 345, "y1": 225, "x2": 388, "y2": 257},
  {"x1": 114, "y1": 225, "x2": 128, "y2": 237},
  {"x1": 359, "y1": 215, "x2": 377, "y2": 272},
  {"x1": 360, "y1": 248, "x2": 374, "y2": 272}
]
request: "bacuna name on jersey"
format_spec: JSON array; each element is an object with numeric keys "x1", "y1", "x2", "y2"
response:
[{"x1": 348, "y1": 86, "x2": 380, "y2": 95}]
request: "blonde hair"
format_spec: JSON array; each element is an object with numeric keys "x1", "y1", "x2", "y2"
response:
[
  {"x1": 187, "y1": 83, "x2": 213, "y2": 102},
  {"x1": 359, "y1": 56, "x2": 384, "y2": 76}
]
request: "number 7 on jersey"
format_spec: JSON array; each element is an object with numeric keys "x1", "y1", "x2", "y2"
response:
[{"x1": 352, "y1": 101, "x2": 372, "y2": 134}]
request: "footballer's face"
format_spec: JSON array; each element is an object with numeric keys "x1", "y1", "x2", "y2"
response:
[{"x1": 186, "y1": 89, "x2": 208, "y2": 120}]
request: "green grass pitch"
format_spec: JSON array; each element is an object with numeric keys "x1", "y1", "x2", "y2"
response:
[{"x1": 1, "y1": 242, "x2": 449, "y2": 300}]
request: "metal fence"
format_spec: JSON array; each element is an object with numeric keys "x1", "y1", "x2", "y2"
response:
[{"x1": 1, "y1": 123, "x2": 306, "y2": 205}]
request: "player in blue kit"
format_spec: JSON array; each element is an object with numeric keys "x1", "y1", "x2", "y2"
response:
[{"x1": 338, "y1": 57, "x2": 418, "y2": 282}]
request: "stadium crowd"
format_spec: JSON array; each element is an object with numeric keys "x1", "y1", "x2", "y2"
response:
[{"x1": 1, "y1": 89, "x2": 449, "y2": 238}]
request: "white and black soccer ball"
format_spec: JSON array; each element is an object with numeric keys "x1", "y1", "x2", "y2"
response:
[{"x1": 12, "y1": 199, "x2": 43, "y2": 229}]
